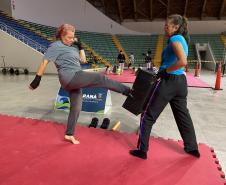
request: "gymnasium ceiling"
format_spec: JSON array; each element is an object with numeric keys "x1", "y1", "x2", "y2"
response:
[{"x1": 87, "y1": 0, "x2": 226, "y2": 23}]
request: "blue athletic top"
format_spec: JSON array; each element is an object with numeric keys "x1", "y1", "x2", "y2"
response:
[{"x1": 159, "y1": 34, "x2": 188, "y2": 75}]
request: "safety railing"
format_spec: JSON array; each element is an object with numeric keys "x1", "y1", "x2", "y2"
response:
[{"x1": 0, "y1": 22, "x2": 47, "y2": 53}]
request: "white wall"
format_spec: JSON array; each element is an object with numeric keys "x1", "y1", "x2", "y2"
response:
[
  {"x1": 0, "y1": 30, "x2": 57, "y2": 74},
  {"x1": 0, "y1": 0, "x2": 12, "y2": 15},
  {"x1": 122, "y1": 20, "x2": 226, "y2": 34},
  {"x1": 8, "y1": 0, "x2": 226, "y2": 35},
  {"x1": 11, "y1": 0, "x2": 146, "y2": 35}
]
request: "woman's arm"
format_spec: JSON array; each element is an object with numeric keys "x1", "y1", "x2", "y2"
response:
[
  {"x1": 166, "y1": 42, "x2": 187, "y2": 73},
  {"x1": 36, "y1": 59, "x2": 49, "y2": 76},
  {"x1": 79, "y1": 49, "x2": 87, "y2": 64},
  {"x1": 29, "y1": 59, "x2": 49, "y2": 90},
  {"x1": 74, "y1": 37, "x2": 87, "y2": 64}
]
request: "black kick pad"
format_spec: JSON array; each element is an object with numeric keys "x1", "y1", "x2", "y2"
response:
[{"x1": 122, "y1": 69, "x2": 157, "y2": 115}]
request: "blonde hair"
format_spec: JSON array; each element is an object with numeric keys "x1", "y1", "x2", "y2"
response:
[{"x1": 56, "y1": 24, "x2": 75, "y2": 39}]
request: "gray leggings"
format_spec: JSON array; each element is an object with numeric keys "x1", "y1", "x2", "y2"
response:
[{"x1": 64, "y1": 70, "x2": 130, "y2": 135}]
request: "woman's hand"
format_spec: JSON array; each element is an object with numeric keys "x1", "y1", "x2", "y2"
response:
[
  {"x1": 79, "y1": 57, "x2": 88, "y2": 64},
  {"x1": 79, "y1": 49, "x2": 87, "y2": 64},
  {"x1": 74, "y1": 37, "x2": 83, "y2": 50},
  {"x1": 157, "y1": 69, "x2": 168, "y2": 79},
  {"x1": 29, "y1": 59, "x2": 48, "y2": 90},
  {"x1": 29, "y1": 75, "x2": 42, "y2": 90}
]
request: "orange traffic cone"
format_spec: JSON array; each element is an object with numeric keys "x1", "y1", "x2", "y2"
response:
[
  {"x1": 194, "y1": 62, "x2": 199, "y2": 77},
  {"x1": 215, "y1": 63, "x2": 222, "y2": 90}
]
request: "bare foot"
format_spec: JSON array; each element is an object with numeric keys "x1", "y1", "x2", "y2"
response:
[{"x1": 64, "y1": 135, "x2": 80, "y2": 144}]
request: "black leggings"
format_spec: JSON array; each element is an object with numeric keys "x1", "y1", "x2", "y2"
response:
[
  {"x1": 63, "y1": 70, "x2": 130, "y2": 135},
  {"x1": 137, "y1": 74, "x2": 198, "y2": 152}
]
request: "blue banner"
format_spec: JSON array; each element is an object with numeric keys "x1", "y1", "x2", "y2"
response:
[{"x1": 55, "y1": 87, "x2": 110, "y2": 113}]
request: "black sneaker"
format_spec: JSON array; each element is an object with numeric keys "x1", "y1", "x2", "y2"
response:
[
  {"x1": 129, "y1": 149, "x2": 147, "y2": 159},
  {"x1": 89, "y1": 117, "x2": 99, "y2": 128},
  {"x1": 100, "y1": 118, "x2": 110, "y2": 129},
  {"x1": 185, "y1": 150, "x2": 200, "y2": 158}
]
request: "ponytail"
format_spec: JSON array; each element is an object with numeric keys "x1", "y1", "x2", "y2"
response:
[{"x1": 180, "y1": 16, "x2": 190, "y2": 44}]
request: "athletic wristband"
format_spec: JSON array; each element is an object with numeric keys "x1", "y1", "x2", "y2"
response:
[
  {"x1": 30, "y1": 75, "x2": 41, "y2": 89},
  {"x1": 74, "y1": 38, "x2": 83, "y2": 50}
]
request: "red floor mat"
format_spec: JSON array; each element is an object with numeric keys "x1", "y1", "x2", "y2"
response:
[
  {"x1": 186, "y1": 73, "x2": 211, "y2": 88},
  {"x1": 104, "y1": 69, "x2": 136, "y2": 83},
  {"x1": 0, "y1": 114, "x2": 225, "y2": 185},
  {"x1": 104, "y1": 70, "x2": 211, "y2": 88}
]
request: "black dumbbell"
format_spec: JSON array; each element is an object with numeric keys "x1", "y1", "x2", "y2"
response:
[
  {"x1": 24, "y1": 69, "x2": 29, "y2": 75},
  {"x1": 9, "y1": 68, "x2": 14, "y2": 75},
  {"x1": 2, "y1": 68, "x2": 7, "y2": 75},
  {"x1": 15, "y1": 69, "x2": 20, "y2": 75}
]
